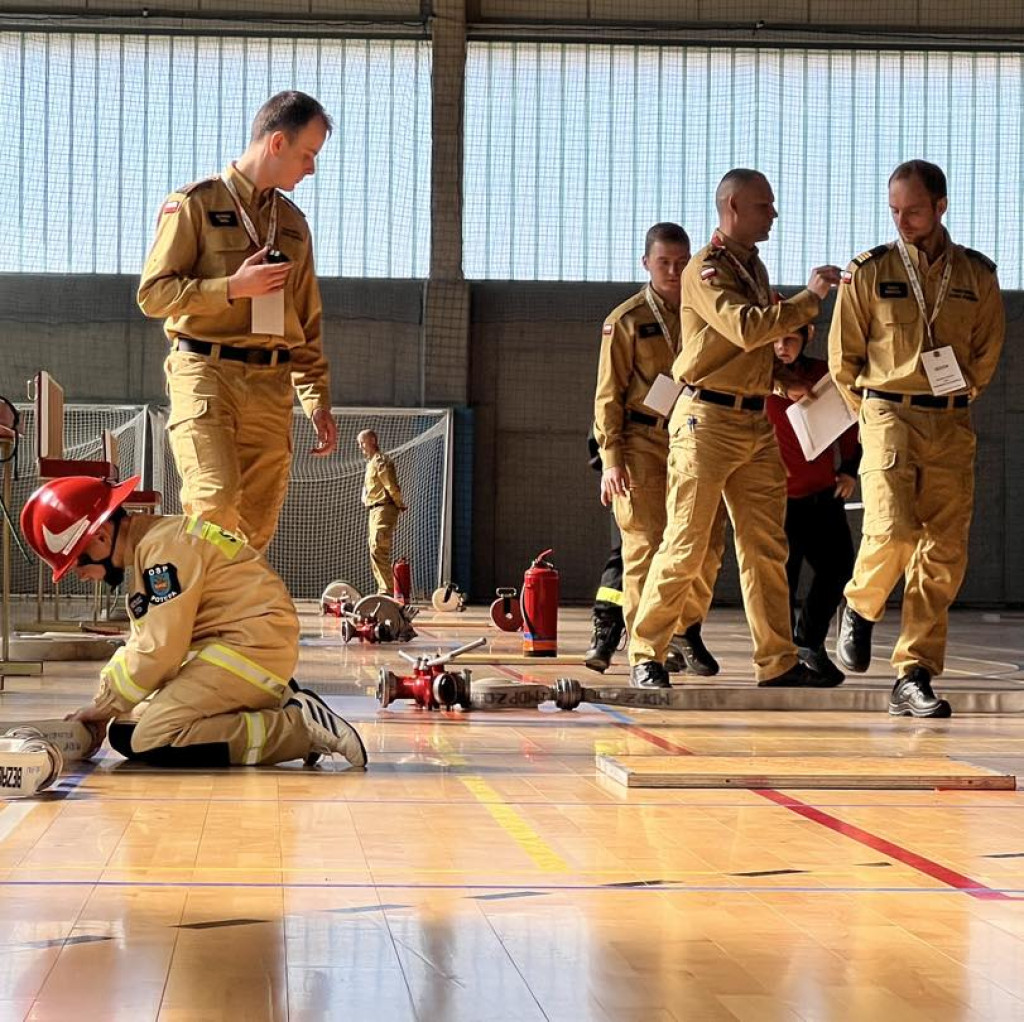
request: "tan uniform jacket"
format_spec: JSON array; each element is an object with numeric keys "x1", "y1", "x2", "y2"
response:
[
  {"x1": 362, "y1": 454, "x2": 405, "y2": 508},
  {"x1": 593, "y1": 286, "x2": 680, "y2": 470},
  {"x1": 137, "y1": 162, "x2": 330, "y2": 418},
  {"x1": 828, "y1": 234, "x2": 1004, "y2": 412},
  {"x1": 677, "y1": 233, "x2": 820, "y2": 395},
  {"x1": 96, "y1": 515, "x2": 299, "y2": 714}
]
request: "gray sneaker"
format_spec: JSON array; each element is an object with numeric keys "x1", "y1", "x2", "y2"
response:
[{"x1": 287, "y1": 687, "x2": 367, "y2": 768}]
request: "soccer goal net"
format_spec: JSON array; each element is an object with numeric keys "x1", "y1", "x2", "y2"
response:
[{"x1": 152, "y1": 407, "x2": 454, "y2": 601}]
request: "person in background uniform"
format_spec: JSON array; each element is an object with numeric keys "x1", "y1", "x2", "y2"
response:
[
  {"x1": 766, "y1": 323, "x2": 860, "y2": 685},
  {"x1": 629, "y1": 169, "x2": 843, "y2": 689},
  {"x1": 593, "y1": 223, "x2": 726, "y2": 678},
  {"x1": 20, "y1": 476, "x2": 366, "y2": 768},
  {"x1": 138, "y1": 91, "x2": 338, "y2": 553},
  {"x1": 359, "y1": 429, "x2": 406, "y2": 594},
  {"x1": 829, "y1": 160, "x2": 1005, "y2": 717}
]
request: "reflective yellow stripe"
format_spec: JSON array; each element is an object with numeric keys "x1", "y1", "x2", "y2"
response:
[
  {"x1": 101, "y1": 650, "x2": 149, "y2": 706},
  {"x1": 197, "y1": 643, "x2": 287, "y2": 698},
  {"x1": 184, "y1": 515, "x2": 244, "y2": 559},
  {"x1": 596, "y1": 586, "x2": 624, "y2": 606},
  {"x1": 242, "y1": 712, "x2": 266, "y2": 765}
]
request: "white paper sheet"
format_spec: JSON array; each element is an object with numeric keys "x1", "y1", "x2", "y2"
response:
[
  {"x1": 643, "y1": 374, "x2": 685, "y2": 417},
  {"x1": 784, "y1": 374, "x2": 858, "y2": 462},
  {"x1": 251, "y1": 290, "x2": 285, "y2": 337}
]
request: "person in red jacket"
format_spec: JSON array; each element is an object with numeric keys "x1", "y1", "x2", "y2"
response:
[{"x1": 766, "y1": 324, "x2": 860, "y2": 684}]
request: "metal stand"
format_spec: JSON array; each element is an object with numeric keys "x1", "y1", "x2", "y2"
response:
[{"x1": 0, "y1": 438, "x2": 42, "y2": 689}]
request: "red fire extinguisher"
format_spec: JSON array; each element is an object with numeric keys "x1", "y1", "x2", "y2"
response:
[
  {"x1": 393, "y1": 558, "x2": 412, "y2": 605},
  {"x1": 522, "y1": 549, "x2": 559, "y2": 657}
]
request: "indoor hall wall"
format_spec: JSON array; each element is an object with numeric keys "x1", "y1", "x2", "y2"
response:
[
  {"x1": 0, "y1": 275, "x2": 425, "y2": 408},
  {"x1": 469, "y1": 284, "x2": 1021, "y2": 607}
]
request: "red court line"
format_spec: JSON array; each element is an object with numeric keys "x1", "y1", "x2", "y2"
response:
[{"x1": 600, "y1": 712, "x2": 1014, "y2": 902}]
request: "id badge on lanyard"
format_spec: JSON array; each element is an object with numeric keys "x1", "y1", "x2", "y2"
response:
[
  {"x1": 221, "y1": 173, "x2": 285, "y2": 336},
  {"x1": 642, "y1": 287, "x2": 684, "y2": 416},
  {"x1": 896, "y1": 237, "x2": 965, "y2": 396}
]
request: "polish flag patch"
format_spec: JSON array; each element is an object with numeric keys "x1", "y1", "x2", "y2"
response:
[
  {"x1": 840, "y1": 270, "x2": 853, "y2": 285},
  {"x1": 602, "y1": 323, "x2": 614, "y2": 336},
  {"x1": 162, "y1": 200, "x2": 180, "y2": 215},
  {"x1": 700, "y1": 266, "x2": 718, "y2": 280}
]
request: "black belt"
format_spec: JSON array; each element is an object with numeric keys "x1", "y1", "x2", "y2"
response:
[
  {"x1": 865, "y1": 389, "x2": 968, "y2": 410},
  {"x1": 683, "y1": 386, "x2": 765, "y2": 413},
  {"x1": 627, "y1": 410, "x2": 667, "y2": 429},
  {"x1": 175, "y1": 337, "x2": 290, "y2": 366}
]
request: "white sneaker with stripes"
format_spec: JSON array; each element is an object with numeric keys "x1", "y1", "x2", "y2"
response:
[{"x1": 286, "y1": 685, "x2": 367, "y2": 768}]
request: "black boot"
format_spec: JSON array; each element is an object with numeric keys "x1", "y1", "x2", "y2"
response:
[
  {"x1": 758, "y1": 662, "x2": 843, "y2": 688},
  {"x1": 836, "y1": 604, "x2": 873, "y2": 673},
  {"x1": 630, "y1": 661, "x2": 671, "y2": 689},
  {"x1": 666, "y1": 623, "x2": 720, "y2": 676},
  {"x1": 584, "y1": 606, "x2": 624, "y2": 673},
  {"x1": 889, "y1": 668, "x2": 952, "y2": 718},
  {"x1": 797, "y1": 645, "x2": 845, "y2": 686}
]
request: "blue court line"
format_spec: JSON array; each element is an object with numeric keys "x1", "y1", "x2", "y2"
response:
[{"x1": 0, "y1": 879, "x2": 1021, "y2": 895}]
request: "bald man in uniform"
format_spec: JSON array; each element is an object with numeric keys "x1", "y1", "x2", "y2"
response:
[
  {"x1": 139, "y1": 91, "x2": 338, "y2": 552},
  {"x1": 830, "y1": 160, "x2": 1005, "y2": 717},
  {"x1": 629, "y1": 169, "x2": 842, "y2": 689},
  {"x1": 593, "y1": 222, "x2": 726, "y2": 676},
  {"x1": 359, "y1": 429, "x2": 406, "y2": 594}
]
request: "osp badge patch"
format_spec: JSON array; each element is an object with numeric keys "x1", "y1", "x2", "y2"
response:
[{"x1": 144, "y1": 564, "x2": 182, "y2": 605}]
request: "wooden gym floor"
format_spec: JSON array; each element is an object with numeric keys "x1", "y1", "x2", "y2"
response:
[{"x1": 2, "y1": 605, "x2": 1024, "y2": 1021}]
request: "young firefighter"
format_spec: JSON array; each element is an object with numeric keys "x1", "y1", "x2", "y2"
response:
[
  {"x1": 20, "y1": 476, "x2": 366, "y2": 769},
  {"x1": 766, "y1": 323, "x2": 860, "y2": 685}
]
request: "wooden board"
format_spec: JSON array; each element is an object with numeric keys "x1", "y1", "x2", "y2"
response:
[
  {"x1": 448, "y1": 653, "x2": 586, "y2": 665},
  {"x1": 596, "y1": 754, "x2": 1017, "y2": 790}
]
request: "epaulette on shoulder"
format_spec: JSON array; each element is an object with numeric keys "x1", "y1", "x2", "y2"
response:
[
  {"x1": 704, "y1": 246, "x2": 726, "y2": 261},
  {"x1": 964, "y1": 247, "x2": 997, "y2": 273},
  {"x1": 606, "y1": 290, "x2": 646, "y2": 325},
  {"x1": 851, "y1": 244, "x2": 890, "y2": 268},
  {"x1": 177, "y1": 175, "x2": 219, "y2": 198},
  {"x1": 278, "y1": 193, "x2": 307, "y2": 220}
]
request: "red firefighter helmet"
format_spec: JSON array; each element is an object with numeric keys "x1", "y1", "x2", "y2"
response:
[{"x1": 20, "y1": 475, "x2": 140, "y2": 582}]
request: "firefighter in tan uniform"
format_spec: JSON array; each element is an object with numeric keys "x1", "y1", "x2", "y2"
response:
[
  {"x1": 830, "y1": 160, "x2": 1005, "y2": 718},
  {"x1": 359, "y1": 429, "x2": 406, "y2": 593},
  {"x1": 20, "y1": 476, "x2": 365, "y2": 768},
  {"x1": 138, "y1": 91, "x2": 338, "y2": 553},
  {"x1": 629, "y1": 169, "x2": 842, "y2": 689},
  {"x1": 594, "y1": 223, "x2": 726, "y2": 676}
]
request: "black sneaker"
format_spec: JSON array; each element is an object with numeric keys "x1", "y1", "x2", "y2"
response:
[
  {"x1": 798, "y1": 645, "x2": 845, "y2": 686},
  {"x1": 666, "y1": 624, "x2": 720, "y2": 676},
  {"x1": 584, "y1": 607, "x2": 625, "y2": 674},
  {"x1": 836, "y1": 604, "x2": 874, "y2": 673},
  {"x1": 758, "y1": 662, "x2": 843, "y2": 688},
  {"x1": 888, "y1": 668, "x2": 952, "y2": 718},
  {"x1": 629, "y1": 661, "x2": 671, "y2": 689}
]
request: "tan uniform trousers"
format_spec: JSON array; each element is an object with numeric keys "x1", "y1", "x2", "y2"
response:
[
  {"x1": 844, "y1": 398, "x2": 976, "y2": 677},
  {"x1": 126, "y1": 654, "x2": 310, "y2": 766},
  {"x1": 165, "y1": 350, "x2": 294, "y2": 553},
  {"x1": 611, "y1": 430, "x2": 726, "y2": 638},
  {"x1": 630, "y1": 396, "x2": 797, "y2": 681},
  {"x1": 368, "y1": 503, "x2": 400, "y2": 593}
]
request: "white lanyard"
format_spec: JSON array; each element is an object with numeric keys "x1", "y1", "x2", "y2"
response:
[
  {"x1": 221, "y1": 172, "x2": 278, "y2": 251},
  {"x1": 896, "y1": 236, "x2": 953, "y2": 350},
  {"x1": 713, "y1": 234, "x2": 770, "y2": 308},
  {"x1": 644, "y1": 286, "x2": 680, "y2": 355}
]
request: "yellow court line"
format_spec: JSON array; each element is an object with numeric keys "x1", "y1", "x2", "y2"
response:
[{"x1": 428, "y1": 733, "x2": 571, "y2": 874}]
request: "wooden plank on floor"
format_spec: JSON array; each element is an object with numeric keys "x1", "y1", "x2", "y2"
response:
[{"x1": 596, "y1": 755, "x2": 1017, "y2": 790}]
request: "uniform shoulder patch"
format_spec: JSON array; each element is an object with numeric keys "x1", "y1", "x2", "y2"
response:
[
  {"x1": 128, "y1": 592, "x2": 149, "y2": 620},
  {"x1": 143, "y1": 563, "x2": 182, "y2": 606},
  {"x1": 963, "y1": 247, "x2": 997, "y2": 273},
  {"x1": 177, "y1": 175, "x2": 219, "y2": 197},
  {"x1": 851, "y1": 244, "x2": 890, "y2": 268}
]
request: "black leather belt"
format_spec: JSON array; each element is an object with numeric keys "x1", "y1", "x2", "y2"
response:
[
  {"x1": 865, "y1": 388, "x2": 968, "y2": 410},
  {"x1": 175, "y1": 337, "x2": 290, "y2": 366},
  {"x1": 627, "y1": 410, "x2": 667, "y2": 429},
  {"x1": 683, "y1": 386, "x2": 765, "y2": 413}
]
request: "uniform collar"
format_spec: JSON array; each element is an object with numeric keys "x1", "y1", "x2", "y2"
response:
[
  {"x1": 224, "y1": 161, "x2": 275, "y2": 210},
  {"x1": 903, "y1": 228, "x2": 951, "y2": 275},
  {"x1": 712, "y1": 229, "x2": 758, "y2": 265},
  {"x1": 646, "y1": 283, "x2": 679, "y2": 315}
]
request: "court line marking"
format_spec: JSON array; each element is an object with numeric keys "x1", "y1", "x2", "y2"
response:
[
  {"x1": 426, "y1": 733, "x2": 571, "y2": 874},
  {"x1": 593, "y1": 704, "x2": 1019, "y2": 902}
]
